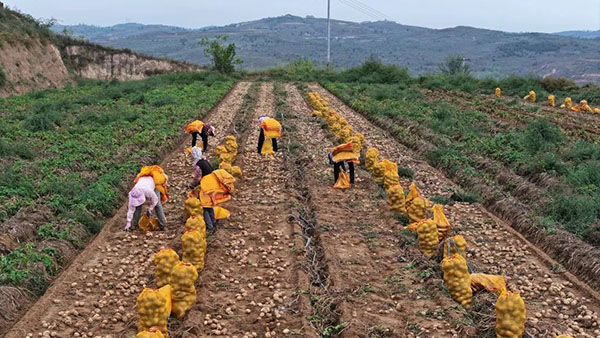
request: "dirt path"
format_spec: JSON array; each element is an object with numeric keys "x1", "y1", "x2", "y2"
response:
[
  {"x1": 309, "y1": 83, "x2": 600, "y2": 338},
  {"x1": 177, "y1": 82, "x2": 312, "y2": 337},
  {"x1": 5, "y1": 82, "x2": 252, "y2": 338}
]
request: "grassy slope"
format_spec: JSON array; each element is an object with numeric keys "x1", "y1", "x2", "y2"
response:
[{"x1": 0, "y1": 72, "x2": 232, "y2": 294}]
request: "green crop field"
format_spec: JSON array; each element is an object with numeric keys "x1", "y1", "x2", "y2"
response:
[{"x1": 0, "y1": 72, "x2": 232, "y2": 293}]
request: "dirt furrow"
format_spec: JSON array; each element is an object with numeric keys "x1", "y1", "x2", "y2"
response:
[
  {"x1": 180, "y1": 82, "x2": 310, "y2": 337},
  {"x1": 310, "y1": 83, "x2": 600, "y2": 337},
  {"x1": 5, "y1": 82, "x2": 252, "y2": 338},
  {"x1": 284, "y1": 83, "x2": 474, "y2": 337}
]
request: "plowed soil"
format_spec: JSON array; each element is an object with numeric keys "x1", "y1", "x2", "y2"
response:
[{"x1": 5, "y1": 81, "x2": 600, "y2": 338}]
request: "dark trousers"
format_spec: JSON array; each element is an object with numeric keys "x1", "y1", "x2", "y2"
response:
[
  {"x1": 333, "y1": 162, "x2": 355, "y2": 184},
  {"x1": 257, "y1": 129, "x2": 278, "y2": 153},
  {"x1": 204, "y1": 208, "x2": 216, "y2": 230},
  {"x1": 192, "y1": 131, "x2": 209, "y2": 151}
]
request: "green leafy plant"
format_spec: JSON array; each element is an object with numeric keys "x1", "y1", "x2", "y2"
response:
[{"x1": 199, "y1": 35, "x2": 243, "y2": 73}]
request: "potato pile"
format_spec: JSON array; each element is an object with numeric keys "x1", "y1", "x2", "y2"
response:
[
  {"x1": 136, "y1": 286, "x2": 172, "y2": 334},
  {"x1": 182, "y1": 229, "x2": 207, "y2": 272},
  {"x1": 442, "y1": 254, "x2": 473, "y2": 307},
  {"x1": 416, "y1": 219, "x2": 438, "y2": 257},
  {"x1": 154, "y1": 248, "x2": 180, "y2": 288},
  {"x1": 495, "y1": 290, "x2": 526, "y2": 338},
  {"x1": 216, "y1": 135, "x2": 242, "y2": 178},
  {"x1": 170, "y1": 262, "x2": 198, "y2": 319}
]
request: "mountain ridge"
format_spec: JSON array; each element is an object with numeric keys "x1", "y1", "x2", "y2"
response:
[{"x1": 53, "y1": 15, "x2": 600, "y2": 83}]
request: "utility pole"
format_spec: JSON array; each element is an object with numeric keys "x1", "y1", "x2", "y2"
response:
[{"x1": 327, "y1": 0, "x2": 331, "y2": 67}]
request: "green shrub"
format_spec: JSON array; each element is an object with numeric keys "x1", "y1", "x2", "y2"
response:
[
  {"x1": 518, "y1": 120, "x2": 566, "y2": 154},
  {"x1": 450, "y1": 190, "x2": 481, "y2": 203},
  {"x1": 0, "y1": 65, "x2": 6, "y2": 87},
  {"x1": 397, "y1": 166, "x2": 415, "y2": 179}
]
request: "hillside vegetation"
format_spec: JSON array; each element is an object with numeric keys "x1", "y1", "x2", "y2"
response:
[
  {"x1": 56, "y1": 15, "x2": 600, "y2": 83},
  {"x1": 318, "y1": 61, "x2": 600, "y2": 246}
]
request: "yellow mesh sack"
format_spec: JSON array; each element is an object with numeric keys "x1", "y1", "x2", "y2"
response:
[
  {"x1": 138, "y1": 214, "x2": 161, "y2": 232},
  {"x1": 562, "y1": 97, "x2": 572, "y2": 109},
  {"x1": 496, "y1": 290, "x2": 526, "y2": 338},
  {"x1": 184, "y1": 215, "x2": 206, "y2": 234},
  {"x1": 214, "y1": 206, "x2": 231, "y2": 220},
  {"x1": 407, "y1": 197, "x2": 426, "y2": 223},
  {"x1": 261, "y1": 136, "x2": 275, "y2": 155},
  {"x1": 387, "y1": 184, "x2": 406, "y2": 214},
  {"x1": 432, "y1": 204, "x2": 450, "y2": 241},
  {"x1": 417, "y1": 219, "x2": 438, "y2": 257},
  {"x1": 495, "y1": 88, "x2": 501, "y2": 97},
  {"x1": 154, "y1": 248, "x2": 179, "y2": 288},
  {"x1": 137, "y1": 285, "x2": 172, "y2": 334},
  {"x1": 333, "y1": 170, "x2": 351, "y2": 189},
  {"x1": 443, "y1": 235, "x2": 467, "y2": 258},
  {"x1": 365, "y1": 148, "x2": 380, "y2": 172},
  {"x1": 170, "y1": 262, "x2": 198, "y2": 319},
  {"x1": 523, "y1": 90, "x2": 536, "y2": 102},
  {"x1": 137, "y1": 328, "x2": 166, "y2": 338},
  {"x1": 184, "y1": 197, "x2": 203, "y2": 219},
  {"x1": 372, "y1": 161, "x2": 385, "y2": 184},
  {"x1": 182, "y1": 230, "x2": 206, "y2": 272},
  {"x1": 548, "y1": 95, "x2": 556, "y2": 107},
  {"x1": 441, "y1": 254, "x2": 472, "y2": 307},
  {"x1": 382, "y1": 160, "x2": 399, "y2": 189},
  {"x1": 224, "y1": 136, "x2": 238, "y2": 153},
  {"x1": 470, "y1": 273, "x2": 507, "y2": 294}
]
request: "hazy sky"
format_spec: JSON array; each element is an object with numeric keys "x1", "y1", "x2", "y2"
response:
[{"x1": 7, "y1": 0, "x2": 600, "y2": 33}]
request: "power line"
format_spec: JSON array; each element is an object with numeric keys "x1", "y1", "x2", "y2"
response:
[
  {"x1": 343, "y1": 0, "x2": 394, "y2": 21},
  {"x1": 336, "y1": 0, "x2": 394, "y2": 22},
  {"x1": 336, "y1": 0, "x2": 386, "y2": 21}
]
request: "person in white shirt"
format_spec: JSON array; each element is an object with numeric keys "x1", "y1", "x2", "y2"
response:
[{"x1": 125, "y1": 176, "x2": 167, "y2": 231}]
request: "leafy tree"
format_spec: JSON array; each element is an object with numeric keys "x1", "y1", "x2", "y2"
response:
[
  {"x1": 438, "y1": 55, "x2": 471, "y2": 75},
  {"x1": 199, "y1": 35, "x2": 242, "y2": 74}
]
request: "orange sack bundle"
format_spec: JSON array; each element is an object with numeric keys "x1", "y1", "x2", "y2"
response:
[
  {"x1": 332, "y1": 142, "x2": 360, "y2": 163},
  {"x1": 200, "y1": 169, "x2": 235, "y2": 207},
  {"x1": 134, "y1": 165, "x2": 170, "y2": 202},
  {"x1": 261, "y1": 117, "x2": 283, "y2": 138},
  {"x1": 184, "y1": 120, "x2": 204, "y2": 134}
]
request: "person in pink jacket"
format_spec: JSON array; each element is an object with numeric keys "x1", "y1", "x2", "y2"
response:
[{"x1": 125, "y1": 176, "x2": 167, "y2": 231}]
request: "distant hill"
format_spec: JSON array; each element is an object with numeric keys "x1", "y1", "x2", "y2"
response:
[
  {"x1": 555, "y1": 30, "x2": 600, "y2": 39},
  {"x1": 53, "y1": 15, "x2": 600, "y2": 83}
]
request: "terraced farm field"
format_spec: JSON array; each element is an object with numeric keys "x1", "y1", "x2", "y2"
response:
[{"x1": 3, "y1": 75, "x2": 600, "y2": 338}]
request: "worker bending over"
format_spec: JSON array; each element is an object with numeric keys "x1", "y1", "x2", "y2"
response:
[
  {"x1": 257, "y1": 115, "x2": 282, "y2": 155},
  {"x1": 125, "y1": 166, "x2": 169, "y2": 231},
  {"x1": 185, "y1": 120, "x2": 215, "y2": 151}
]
